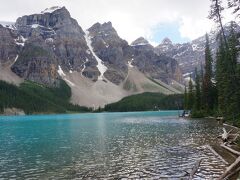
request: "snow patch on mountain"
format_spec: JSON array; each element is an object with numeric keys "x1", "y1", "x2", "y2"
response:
[
  {"x1": 58, "y1": 66, "x2": 66, "y2": 77},
  {"x1": 10, "y1": 55, "x2": 19, "y2": 67},
  {"x1": 31, "y1": 24, "x2": 40, "y2": 28},
  {"x1": 131, "y1": 43, "x2": 148, "y2": 46},
  {"x1": 128, "y1": 58, "x2": 134, "y2": 68},
  {"x1": 183, "y1": 72, "x2": 193, "y2": 77},
  {"x1": 64, "y1": 78, "x2": 75, "y2": 87},
  {"x1": 84, "y1": 30, "x2": 108, "y2": 80},
  {"x1": 15, "y1": 35, "x2": 27, "y2": 47},
  {"x1": 0, "y1": 21, "x2": 16, "y2": 30},
  {"x1": 131, "y1": 37, "x2": 149, "y2": 46},
  {"x1": 81, "y1": 58, "x2": 89, "y2": 75},
  {"x1": 58, "y1": 65, "x2": 75, "y2": 86},
  {"x1": 41, "y1": 6, "x2": 63, "y2": 14}
]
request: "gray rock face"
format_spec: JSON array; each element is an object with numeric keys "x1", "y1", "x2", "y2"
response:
[
  {"x1": 130, "y1": 38, "x2": 183, "y2": 84},
  {"x1": 88, "y1": 22, "x2": 129, "y2": 84},
  {"x1": 131, "y1": 37, "x2": 150, "y2": 46},
  {"x1": 13, "y1": 6, "x2": 99, "y2": 85},
  {"x1": 11, "y1": 38, "x2": 60, "y2": 87},
  {"x1": 1, "y1": 6, "x2": 184, "y2": 89},
  {"x1": 0, "y1": 26, "x2": 18, "y2": 65},
  {"x1": 155, "y1": 22, "x2": 240, "y2": 78},
  {"x1": 87, "y1": 24, "x2": 183, "y2": 85}
]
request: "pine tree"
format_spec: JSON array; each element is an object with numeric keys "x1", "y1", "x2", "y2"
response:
[
  {"x1": 202, "y1": 34, "x2": 214, "y2": 113},
  {"x1": 200, "y1": 63, "x2": 205, "y2": 110},
  {"x1": 216, "y1": 35, "x2": 227, "y2": 116},
  {"x1": 187, "y1": 76, "x2": 194, "y2": 110},
  {"x1": 209, "y1": 0, "x2": 228, "y2": 46},
  {"x1": 194, "y1": 68, "x2": 201, "y2": 111},
  {"x1": 224, "y1": 24, "x2": 240, "y2": 123},
  {"x1": 215, "y1": 28, "x2": 239, "y2": 123},
  {"x1": 228, "y1": 0, "x2": 240, "y2": 17},
  {"x1": 184, "y1": 85, "x2": 188, "y2": 110}
]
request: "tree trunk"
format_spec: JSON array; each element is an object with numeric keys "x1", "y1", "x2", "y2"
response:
[{"x1": 218, "y1": 156, "x2": 240, "y2": 180}]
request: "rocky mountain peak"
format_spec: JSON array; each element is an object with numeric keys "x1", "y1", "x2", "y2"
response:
[
  {"x1": 102, "y1": 21, "x2": 113, "y2": 28},
  {"x1": 155, "y1": 21, "x2": 240, "y2": 82},
  {"x1": 162, "y1": 37, "x2": 172, "y2": 45},
  {"x1": 131, "y1": 37, "x2": 149, "y2": 46},
  {"x1": 15, "y1": 6, "x2": 72, "y2": 29},
  {"x1": 88, "y1": 21, "x2": 117, "y2": 37},
  {"x1": 0, "y1": 21, "x2": 15, "y2": 29},
  {"x1": 0, "y1": 6, "x2": 185, "y2": 104},
  {"x1": 155, "y1": 37, "x2": 174, "y2": 54},
  {"x1": 40, "y1": 6, "x2": 64, "y2": 14}
]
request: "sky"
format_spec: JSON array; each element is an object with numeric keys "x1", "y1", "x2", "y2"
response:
[{"x1": 0, "y1": 0, "x2": 236, "y2": 45}]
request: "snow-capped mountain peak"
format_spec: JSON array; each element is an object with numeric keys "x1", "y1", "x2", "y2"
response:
[
  {"x1": 155, "y1": 21, "x2": 240, "y2": 81},
  {"x1": 131, "y1": 37, "x2": 150, "y2": 46},
  {"x1": 162, "y1": 37, "x2": 173, "y2": 45},
  {"x1": 41, "y1": 6, "x2": 63, "y2": 14}
]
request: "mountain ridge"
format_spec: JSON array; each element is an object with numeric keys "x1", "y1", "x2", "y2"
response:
[
  {"x1": 0, "y1": 6, "x2": 185, "y2": 108},
  {"x1": 155, "y1": 21, "x2": 240, "y2": 78}
]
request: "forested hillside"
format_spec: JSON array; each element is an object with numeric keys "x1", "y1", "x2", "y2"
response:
[
  {"x1": 104, "y1": 93, "x2": 183, "y2": 112},
  {"x1": 185, "y1": 0, "x2": 240, "y2": 127},
  {"x1": 0, "y1": 80, "x2": 91, "y2": 114}
]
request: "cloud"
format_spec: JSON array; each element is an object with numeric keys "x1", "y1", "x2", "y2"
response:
[{"x1": 0, "y1": 0, "x2": 236, "y2": 44}]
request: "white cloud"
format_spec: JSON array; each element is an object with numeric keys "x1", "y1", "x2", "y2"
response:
[
  {"x1": 0, "y1": 0, "x2": 236, "y2": 44},
  {"x1": 179, "y1": 17, "x2": 214, "y2": 40}
]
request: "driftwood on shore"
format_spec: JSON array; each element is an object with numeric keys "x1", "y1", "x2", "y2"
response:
[
  {"x1": 224, "y1": 165, "x2": 240, "y2": 180},
  {"x1": 221, "y1": 128, "x2": 234, "y2": 142},
  {"x1": 221, "y1": 144, "x2": 240, "y2": 156},
  {"x1": 218, "y1": 126, "x2": 240, "y2": 179},
  {"x1": 219, "y1": 156, "x2": 240, "y2": 180},
  {"x1": 206, "y1": 145, "x2": 229, "y2": 165},
  {"x1": 188, "y1": 158, "x2": 203, "y2": 180}
]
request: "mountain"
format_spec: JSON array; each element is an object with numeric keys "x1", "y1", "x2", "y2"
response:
[
  {"x1": 0, "y1": 6, "x2": 183, "y2": 109},
  {"x1": 87, "y1": 22, "x2": 129, "y2": 84},
  {"x1": 130, "y1": 37, "x2": 183, "y2": 84},
  {"x1": 155, "y1": 22, "x2": 240, "y2": 80}
]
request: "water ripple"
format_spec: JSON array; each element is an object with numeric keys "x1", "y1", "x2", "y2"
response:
[{"x1": 0, "y1": 112, "x2": 226, "y2": 179}]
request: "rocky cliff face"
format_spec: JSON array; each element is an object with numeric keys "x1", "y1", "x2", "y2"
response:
[
  {"x1": 87, "y1": 23, "x2": 183, "y2": 85},
  {"x1": 87, "y1": 22, "x2": 129, "y2": 84},
  {"x1": 155, "y1": 22, "x2": 240, "y2": 79},
  {"x1": 0, "y1": 25, "x2": 18, "y2": 65},
  {"x1": 11, "y1": 6, "x2": 100, "y2": 86},
  {"x1": 130, "y1": 37, "x2": 183, "y2": 84},
  {"x1": 0, "y1": 6, "x2": 185, "y2": 107},
  {"x1": 0, "y1": 6, "x2": 184, "y2": 87}
]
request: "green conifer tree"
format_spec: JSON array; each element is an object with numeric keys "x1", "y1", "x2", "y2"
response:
[
  {"x1": 184, "y1": 85, "x2": 188, "y2": 110},
  {"x1": 202, "y1": 34, "x2": 214, "y2": 113},
  {"x1": 187, "y1": 76, "x2": 194, "y2": 110},
  {"x1": 194, "y1": 68, "x2": 201, "y2": 111}
]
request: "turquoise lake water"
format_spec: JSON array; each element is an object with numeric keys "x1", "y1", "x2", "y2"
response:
[{"x1": 0, "y1": 111, "x2": 227, "y2": 179}]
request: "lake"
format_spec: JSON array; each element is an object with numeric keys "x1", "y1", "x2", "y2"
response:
[{"x1": 0, "y1": 111, "x2": 227, "y2": 179}]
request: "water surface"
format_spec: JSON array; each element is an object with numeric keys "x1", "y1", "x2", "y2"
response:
[{"x1": 0, "y1": 111, "x2": 227, "y2": 179}]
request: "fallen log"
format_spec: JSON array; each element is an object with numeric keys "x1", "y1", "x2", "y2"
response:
[
  {"x1": 221, "y1": 128, "x2": 239, "y2": 144},
  {"x1": 217, "y1": 117, "x2": 224, "y2": 120},
  {"x1": 221, "y1": 144, "x2": 240, "y2": 156},
  {"x1": 228, "y1": 134, "x2": 240, "y2": 145},
  {"x1": 189, "y1": 158, "x2": 203, "y2": 180},
  {"x1": 224, "y1": 165, "x2": 240, "y2": 180},
  {"x1": 222, "y1": 128, "x2": 229, "y2": 142},
  {"x1": 218, "y1": 156, "x2": 240, "y2": 180},
  {"x1": 223, "y1": 123, "x2": 239, "y2": 131},
  {"x1": 206, "y1": 145, "x2": 229, "y2": 165}
]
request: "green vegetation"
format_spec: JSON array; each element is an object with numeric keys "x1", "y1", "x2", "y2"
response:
[
  {"x1": 184, "y1": 0, "x2": 240, "y2": 126},
  {"x1": 104, "y1": 92, "x2": 183, "y2": 112},
  {"x1": 0, "y1": 80, "x2": 91, "y2": 114}
]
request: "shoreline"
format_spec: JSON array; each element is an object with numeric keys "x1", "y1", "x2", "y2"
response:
[
  {"x1": 207, "y1": 119, "x2": 240, "y2": 179},
  {"x1": 0, "y1": 110, "x2": 182, "y2": 117}
]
